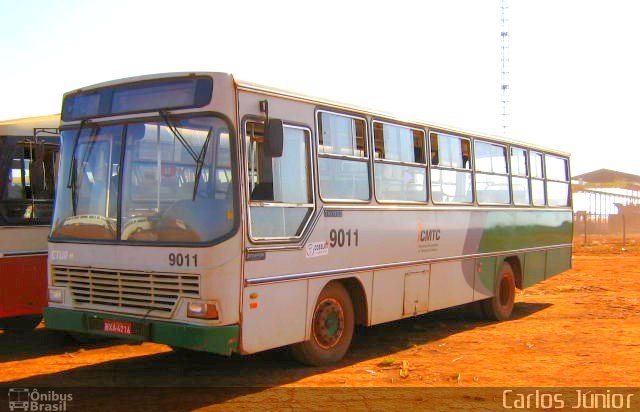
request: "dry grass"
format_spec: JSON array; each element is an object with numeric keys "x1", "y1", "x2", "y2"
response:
[{"x1": 573, "y1": 233, "x2": 640, "y2": 255}]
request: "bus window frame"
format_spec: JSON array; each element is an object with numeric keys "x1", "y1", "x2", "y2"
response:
[
  {"x1": 428, "y1": 130, "x2": 475, "y2": 206},
  {"x1": 371, "y1": 119, "x2": 428, "y2": 205},
  {"x1": 509, "y1": 145, "x2": 532, "y2": 207},
  {"x1": 0, "y1": 136, "x2": 59, "y2": 227},
  {"x1": 315, "y1": 108, "x2": 372, "y2": 204},
  {"x1": 51, "y1": 111, "x2": 241, "y2": 248},
  {"x1": 243, "y1": 117, "x2": 316, "y2": 244},
  {"x1": 473, "y1": 139, "x2": 512, "y2": 206},
  {"x1": 544, "y1": 153, "x2": 571, "y2": 208},
  {"x1": 529, "y1": 150, "x2": 547, "y2": 207}
]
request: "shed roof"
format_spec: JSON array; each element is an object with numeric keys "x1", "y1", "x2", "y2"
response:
[{"x1": 573, "y1": 168, "x2": 640, "y2": 191}]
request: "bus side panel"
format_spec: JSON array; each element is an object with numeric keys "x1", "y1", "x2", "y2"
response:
[
  {"x1": 0, "y1": 255, "x2": 47, "y2": 318},
  {"x1": 240, "y1": 281, "x2": 308, "y2": 354},
  {"x1": 370, "y1": 268, "x2": 405, "y2": 325},
  {"x1": 545, "y1": 247, "x2": 572, "y2": 280},
  {"x1": 523, "y1": 251, "x2": 546, "y2": 288},
  {"x1": 0, "y1": 226, "x2": 49, "y2": 254},
  {"x1": 402, "y1": 268, "x2": 430, "y2": 316},
  {"x1": 428, "y1": 259, "x2": 475, "y2": 311},
  {"x1": 473, "y1": 256, "x2": 497, "y2": 301},
  {"x1": 370, "y1": 267, "x2": 431, "y2": 325},
  {"x1": 478, "y1": 210, "x2": 573, "y2": 253}
]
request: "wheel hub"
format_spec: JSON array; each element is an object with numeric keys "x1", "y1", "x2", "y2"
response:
[{"x1": 313, "y1": 298, "x2": 345, "y2": 349}]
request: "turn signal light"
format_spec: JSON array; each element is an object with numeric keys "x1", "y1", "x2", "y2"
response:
[{"x1": 187, "y1": 302, "x2": 219, "y2": 320}]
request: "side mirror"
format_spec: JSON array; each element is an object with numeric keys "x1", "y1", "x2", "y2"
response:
[{"x1": 265, "y1": 119, "x2": 284, "y2": 157}]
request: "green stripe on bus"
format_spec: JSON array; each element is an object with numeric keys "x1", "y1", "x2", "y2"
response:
[
  {"x1": 523, "y1": 250, "x2": 546, "y2": 288},
  {"x1": 478, "y1": 210, "x2": 573, "y2": 253},
  {"x1": 545, "y1": 247, "x2": 572, "y2": 279},
  {"x1": 44, "y1": 307, "x2": 239, "y2": 355}
]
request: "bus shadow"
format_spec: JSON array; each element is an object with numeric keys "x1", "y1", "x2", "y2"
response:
[
  {"x1": 0, "y1": 326, "x2": 121, "y2": 363},
  {"x1": 348, "y1": 301, "x2": 552, "y2": 362},
  {"x1": 1, "y1": 302, "x2": 552, "y2": 410}
]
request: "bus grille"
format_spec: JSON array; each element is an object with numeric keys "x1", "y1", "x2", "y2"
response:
[{"x1": 51, "y1": 266, "x2": 200, "y2": 317}]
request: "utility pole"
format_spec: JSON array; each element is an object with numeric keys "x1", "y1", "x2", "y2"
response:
[{"x1": 500, "y1": 0, "x2": 510, "y2": 136}]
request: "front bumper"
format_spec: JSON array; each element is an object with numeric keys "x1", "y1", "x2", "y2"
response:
[{"x1": 44, "y1": 307, "x2": 239, "y2": 355}]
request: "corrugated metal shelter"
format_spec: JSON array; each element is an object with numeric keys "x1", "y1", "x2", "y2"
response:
[{"x1": 572, "y1": 169, "x2": 640, "y2": 240}]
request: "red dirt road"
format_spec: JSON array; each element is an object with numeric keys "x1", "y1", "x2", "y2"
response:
[{"x1": 1, "y1": 251, "x2": 639, "y2": 409}]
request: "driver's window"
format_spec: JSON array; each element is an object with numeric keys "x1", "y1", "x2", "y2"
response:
[{"x1": 246, "y1": 121, "x2": 313, "y2": 240}]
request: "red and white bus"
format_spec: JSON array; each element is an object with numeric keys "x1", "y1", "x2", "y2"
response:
[{"x1": 0, "y1": 115, "x2": 59, "y2": 331}]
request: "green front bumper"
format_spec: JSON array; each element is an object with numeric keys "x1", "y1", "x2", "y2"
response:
[{"x1": 44, "y1": 307, "x2": 239, "y2": 355}]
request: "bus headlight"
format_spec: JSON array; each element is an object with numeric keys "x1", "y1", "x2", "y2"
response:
[
  {"x1": 187, "y1": 302, "x2": 219, "y2": 320},
  {"x1": 48, "y1": 288, "x2": 64, "y2": 303}
]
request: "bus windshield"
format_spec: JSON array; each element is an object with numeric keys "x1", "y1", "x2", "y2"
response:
[{"x1": 50, "y1": 115, "x2": 236, "y2": 244}]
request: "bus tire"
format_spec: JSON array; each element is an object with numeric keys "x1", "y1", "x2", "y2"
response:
[
  {"x1": 481, "y1": 262, "x2": 516, "y2": 321},
  {"x1": 291, "y1": 281, "x2": 354, "y2": 366},
  {"x1": 1, "y1": 315, "x2": 42, "y2": 332}
]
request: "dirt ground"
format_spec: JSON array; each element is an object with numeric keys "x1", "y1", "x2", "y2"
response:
[{"x1": 1, "y1": 242, "x2": 639, "y2": 410}]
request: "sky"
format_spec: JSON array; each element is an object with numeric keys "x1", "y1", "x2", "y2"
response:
[{"x1": 1, "y1": 0, "x2": 639, "y2": 176}]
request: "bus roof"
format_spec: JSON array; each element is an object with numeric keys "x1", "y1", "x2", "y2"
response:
[
  {"x1": 61, "y1": 71, "x2": 570, "y2": 157},
  {"x1": 0, "y1": 114, "x2": 60, "y2": 136},
  {"x1": 236, "y1": 79, "x2": 570, "y2": 158}
]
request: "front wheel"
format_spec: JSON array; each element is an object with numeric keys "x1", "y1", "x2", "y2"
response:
[
  {"x1": 291, "y1": 282, "x2": 354, "y2": 366},
  {"x1": 481, "y1": 262, "x2": 516, "y2": 321}
]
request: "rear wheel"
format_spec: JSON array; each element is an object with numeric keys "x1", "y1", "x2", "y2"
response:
[
  {"x1": 291, "y1": 282, "x2": 354, "y2": 366},
  {"x1": 481, "y1": 262, "x2": 516, "y2": 321}
]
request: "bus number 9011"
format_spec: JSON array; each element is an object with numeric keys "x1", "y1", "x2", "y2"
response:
[
  {"x1": 329, "y1": 229, "x2": 359, "y2": 248},
  {"x1": 169, "y1": 253, "x2": 198, "y2": 267}
]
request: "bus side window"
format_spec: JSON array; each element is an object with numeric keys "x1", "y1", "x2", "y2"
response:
[
  {"x1": 510, "y1": 147, "x2": 530, "y2": 205},
  {"x1": 429, "y1": 132, "x2": 473, "y2": 204},
  {"x1": 317, "y1": 112, "x2": 370, "y2": 201},
  {"x1": 247, "y1": 122, "x2": 276, "y2": 202},
  {"x1": 246, "y1": 121, "x2": 313, "y2": 239},
  {"x1": 2, "y1": 144, "x2": 34, "y2": 222},
  {"x1": 373, "y1": 122, "x2": 427, "y2": 202},
  {"x1": 30, "y1": 142, "x2": 58, "y2": 220},
  {"x1": 545, "y1": 154, "x2": 570, "y2": 207},
  {"x1": 0, "y1": 139, "x2": 58, "y2": 224},
  {"x1": 474, "y1": 140, "x2": 510, "y2": 205},
  {"x1": 431, "y1": 136, "x2": 439, "y2": 165},
  {"x1": 7, "y1": 148, "x2": 26, "y2": 200},
  {"x1": 530, "y1": 151, "x2": 546, "y2": 206}
]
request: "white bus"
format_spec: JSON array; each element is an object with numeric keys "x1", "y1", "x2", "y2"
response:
[
  {"x1": 0, "y1": 115, "x2": 59, "y2": 331},
  {"x1": 44, "y1": 73, "x2": 572, "y2": 365}
]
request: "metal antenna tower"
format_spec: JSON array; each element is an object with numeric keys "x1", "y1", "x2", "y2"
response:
[{"x1": 500, "y1": 0, "x2": 510, "y2": 135}]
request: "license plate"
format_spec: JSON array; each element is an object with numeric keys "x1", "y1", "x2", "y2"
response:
[{"x1": 103, "y1": 319, "x2": 133, "y2": 335}]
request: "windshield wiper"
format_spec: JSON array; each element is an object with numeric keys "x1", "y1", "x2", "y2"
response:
[
  {"x1": 66, "y1": 120, "x2": 87, "y2": 215},
  {"x1": 159, "y1": 111, "x2": 212, "y2": 201},
  {"x1": 159, "y1": 111, "x2": 199, "y2": 163},
  {"x1": 192, "y1": 127, "x2": 213, "y2": 200}
]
